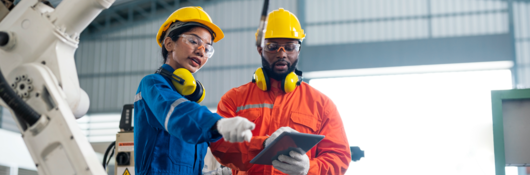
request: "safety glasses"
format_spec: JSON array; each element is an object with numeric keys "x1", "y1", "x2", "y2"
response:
[
  {"x1": 180, "y1": 34, "x2": 214, "y2": 58},
  {"x1": 264, "y1": 43, "x2": 301, "y2": 53}
]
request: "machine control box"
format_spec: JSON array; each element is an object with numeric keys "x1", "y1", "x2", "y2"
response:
[
  {"x1": 115, "y1": 104, "x2": 134, "y2": 175},
  {"x1": 115, "y1": 131, "x2": 134, "y2": 175}
]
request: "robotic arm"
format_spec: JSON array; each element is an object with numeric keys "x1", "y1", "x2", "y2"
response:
[{"x1": 0, "y1": 0, "x2": 114, "y2": 174}]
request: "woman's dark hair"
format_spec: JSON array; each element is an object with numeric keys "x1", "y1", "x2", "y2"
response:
[{"x1": 160, "y1": 25, "x2": 215, "y2": 63}]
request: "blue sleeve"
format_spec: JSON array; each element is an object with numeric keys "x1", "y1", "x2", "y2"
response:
[{"x1": 140, "y1": 75, "x2": 223, "y2": 144}]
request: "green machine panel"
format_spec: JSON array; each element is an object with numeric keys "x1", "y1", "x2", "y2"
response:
[{"x1": 492, "y1": 89, "x2": 530, "y2": 175}]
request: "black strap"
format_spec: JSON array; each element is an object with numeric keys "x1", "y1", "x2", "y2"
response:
[
  {"x1": 155, "y1": 67, "x2": 203, "y2": 102},
  {"x1": 156, "y1": 67, "x2": 185, "y2": 85},
  {"x1": 155, "y1": 67, "x2": 172, "y2": 77},
  {"x1": 295, "y1": 69, "x2": 303, "y2": 85},
  {"x1": 295, "y1": 69, "x2": 303, "y2": 76}
]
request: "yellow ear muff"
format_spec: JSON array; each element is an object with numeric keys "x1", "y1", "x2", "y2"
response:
[
  {"x1": 182, "y1": 80, "x2": 205, "y2": 103},
  {"x1": 172, "y1": 68, "x2": 197, "y2": 96},
  {"x1": 282, "y1": 72, "x2": 299, "y2": 93},
  {"x1": 253, "y1": 67, "x2": 269, "y2": 91},
  {"x1": 156, "y1": 67, "x2": 205, "y2": 103},
  {"x1": 252, "y1": 67, "x2": 301, "y2": 93}
]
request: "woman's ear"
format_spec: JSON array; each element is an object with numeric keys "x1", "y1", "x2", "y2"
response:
[{"x1": 164, "y1": 37, "x2": 174, "y2": 52}]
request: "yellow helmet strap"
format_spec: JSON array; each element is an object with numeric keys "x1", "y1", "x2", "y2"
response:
[{"x1": 155, "y1": 67, "x2": 205, "y2": 103}]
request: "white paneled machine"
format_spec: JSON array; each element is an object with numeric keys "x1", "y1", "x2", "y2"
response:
[
  {"x1": 102, "y1": 104, "x2": 135, "y2": 175},
  {"x1": 0, "y1": 0, "x2": 114, "y2": 174}
]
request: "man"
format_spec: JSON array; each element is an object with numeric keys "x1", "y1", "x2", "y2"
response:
[{"x1": 210, "y1": 8, "x2": 351, "y2": 175}]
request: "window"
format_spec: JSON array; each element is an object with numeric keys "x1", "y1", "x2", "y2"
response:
[{"x1": 310, "y1": 69, "x2": 511, "y2": 175}]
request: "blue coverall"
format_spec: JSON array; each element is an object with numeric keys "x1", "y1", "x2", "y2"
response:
[{"x1": 134, "y1": 64, "x2": 223, "y2": 175}]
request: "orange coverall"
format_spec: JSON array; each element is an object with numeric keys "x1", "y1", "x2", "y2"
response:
[{"x1": 210, "y1": 79, "x2": 351, "y2": 175}]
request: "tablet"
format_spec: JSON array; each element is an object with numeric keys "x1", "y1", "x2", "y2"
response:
[{"x1": 250, "y1": 132, "x2": 325, "y2": 165}]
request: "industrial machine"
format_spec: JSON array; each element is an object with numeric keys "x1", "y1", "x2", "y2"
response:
[
  {"x1": 104, "y1": 104, "x2": 135, "y2": 175},
  {"x1": 114, "y1": 129, "x2": 134, "y2": 175},
  {"x1": 0, "y1": 0, "x2": 114, "y2": 174}
]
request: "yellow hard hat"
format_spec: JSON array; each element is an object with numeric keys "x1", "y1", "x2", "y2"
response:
[
  {"x1": 156, "y1": 6, "x2": 224, "y2": 47},
  {"x1": 256, "y1": 8, "x2": 306, "y2": 42}
]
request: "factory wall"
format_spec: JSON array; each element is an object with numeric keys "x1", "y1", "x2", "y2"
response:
[{"x1": 74, "y1": 0, "x2": 530, "y2": 114}]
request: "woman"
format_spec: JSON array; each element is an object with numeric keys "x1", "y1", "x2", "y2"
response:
[{"x1": 133, "y1": 6, "x2": 254, "y2": 175}]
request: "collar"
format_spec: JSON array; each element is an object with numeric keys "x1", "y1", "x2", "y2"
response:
[
  {"x1": 161, "y1": 64, "x2": 175, "y2": 72},
  {"x1": 269, "y1": 78, "x2": 282, "y2": 91}
]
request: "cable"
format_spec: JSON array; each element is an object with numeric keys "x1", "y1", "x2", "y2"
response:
[
  {"x1": 255, "y1": 0, "x2": 269, "y2": 47},
  {"x1": 102, "y1": 141, "x2": 115, "y2": 170},
  {"x1": 106, "y1": 146, "x2": 115, "y2": 168},
  {"x1": 0, "y1": 36, "x2": 41, "y2": 127}
]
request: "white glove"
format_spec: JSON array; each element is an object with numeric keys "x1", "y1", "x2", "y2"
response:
[
  {"x1": 219, "y1": 167, "x2": 232, "y2": 175},
  {"x1": 272, "y1": 151, "x2": 310, "y2": 175},
  {"x1": 265, "y1": 127, "x2": 298, "y2": 147},
  {"x1": 217, "y1": 116, "x2": 255, "y2": 142},
  {"x1": 203, "y1": 167, "x2": 232, "y2": 175}
]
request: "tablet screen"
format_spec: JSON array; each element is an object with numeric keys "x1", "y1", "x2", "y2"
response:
[{"x1": 250, "y1": 132, "x2": 325, "y2": 165}]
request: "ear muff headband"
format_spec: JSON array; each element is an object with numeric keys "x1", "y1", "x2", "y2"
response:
[{"x1": 156, "y1": 67, "x2": 205, "y2": 103}]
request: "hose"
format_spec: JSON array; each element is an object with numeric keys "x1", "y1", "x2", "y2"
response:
[
  {"x1": 102, "y1": 141, "x2": 116, "y2": 170},
  {"x1": 255, "y1": 0, "x2": 269, "y2": 47},
  {"x1": 0, "y1": 31, "x2": 41, "y2": 127}
]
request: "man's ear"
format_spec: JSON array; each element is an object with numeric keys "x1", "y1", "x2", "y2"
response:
[
  {"x1": 164, "y1": 37, "x2": 174, "y2": 52},
  {"x1": 298, "y1": 40, "x2": 302, "y2": 52},
  {"x1": 257, "y1": 46, "x2": 263, "y2": 56}
]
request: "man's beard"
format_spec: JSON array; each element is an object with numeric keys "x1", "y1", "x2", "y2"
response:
[{"x1": 261, "y1": 56, "x2": 298, "y2": 81}]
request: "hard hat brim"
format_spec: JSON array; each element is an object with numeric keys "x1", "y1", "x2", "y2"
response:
[{"x1": 265, "y1": 36, "x2": 305, "y2": 41}]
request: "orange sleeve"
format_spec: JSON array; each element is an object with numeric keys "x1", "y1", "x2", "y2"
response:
[
  {"x1": 308, "y1": 99, "x2": 351, "y2": 175},
  {"x1": 209, "y1": 89, "x2": 269, "y2": 171}
]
